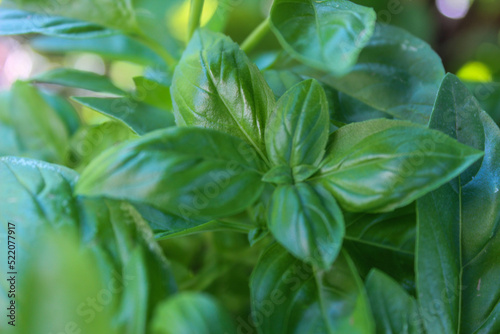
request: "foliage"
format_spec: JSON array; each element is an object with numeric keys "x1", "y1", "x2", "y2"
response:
[{"x1": 0, "y1": 0, "x2": 499, "y2": 333}]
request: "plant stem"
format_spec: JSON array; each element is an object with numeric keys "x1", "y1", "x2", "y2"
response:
[
  {"x1": 188, "y1": 0, "x2": 205, "y2": 42},
  {"x1": 241, "y1": 17, "x2": 271, "y2": 53}
]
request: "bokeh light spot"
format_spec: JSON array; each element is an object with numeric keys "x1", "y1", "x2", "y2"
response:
[
  {"x1": 457, "y1": 61, "x2": 493, "y2": 82},
  {"x1": 436, "y1": 0, "x2": 471, "y2": 19}
]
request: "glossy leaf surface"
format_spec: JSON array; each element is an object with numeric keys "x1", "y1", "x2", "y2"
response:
[
  {"x1": 270, "y1": 0, "x2": 376, "y2": 76},
  {"x1": 416, "y1": 74, "x2": 500, "y2": 334},
  {"x1": 151, "y1": 293, "x2": 236, "y2": 334},
  {"x1": 76, "y1": 127, "x2": 266, "y2": 220},
  {"x1": 171, "y1": 29, "x2": 275, "y2": 162},
  {"x1": 268, "y1": 183, "x2": 344, "y2": 269},
  {"x1": 266, "y1": 79, "x2": 329, "y2": 169},
  {"x1": 250, "y1": 244, "x2": 374, "y2": 334},
  {"x1": 315, "y1": 119, "x2": 483, "y2": 212},
  {"x1": 303, "y1": 24, "x2": 445, "y2": 124}
]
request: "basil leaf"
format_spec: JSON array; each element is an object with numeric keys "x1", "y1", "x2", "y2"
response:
[
  {"x1": 365, "y1": 269, "x2": 423, "y2": 334},
  {"x1": 134, "y1": 203, "x2": 253, "y2": 240},
  {"x1": 32, "y1": 34, "x2": 163, "y2": 65},
  {"x1": 2, "y1": 0, "x2": 139, "y2": 34},
  {"x1": 76, "y1": 127, "x2": 266, "y2": 220},
  {"x1": 151, "y1": 293, "x2": 236, "y2": 334},
  {"x1": 32, "y1": 68, "x2": 125, "y2": 95},
  {"x1": 344, "y1": 205, "x2": 416, "y2": 290},
  {"x1": 270, "y1": 0, "x2": 376, "y2": 76},
  {"x1": 266, "y1": 79, "x2": 329, "y2": 169},
  {"x1": 83, "y1": 199, "x2": 177, "y2": 334},
  {"x1": 263, "y1": 70, "x2": 303, "y2": 99},
  {"x1": 464, "y1": 81, "x2": 500, "y2": 125},
  {"x1": 303, "y1": 24, "x2": 445, "y2": 124},
  {"x1": 40, "y1": 92, "x2": 81, "y2": 135},
  {"x1": 72, "y1": 96, "x2": 175, "y2": 135},
  {"x1": 69, "y1": 121, "x2": 137, "y2": 172},
  {"x1": 0, "y1": 226, "x2": 118, "y2": 334},
  {"x1": 315, "y1": 119, "x2": 483, "y2": 212},
  {"x1": 8, "y1": 81, "x2": 69, "y2": 164},
  {"x1": 171, "y1": 29, "x2": 275, "y2": 163},
  {"x1": 268, "y1": 183, "x2": 344, "y2": 269},
  {"x1": 0, "y1": 8, "x2": 114, "y2": 38},
  {"x1": 0, "y1": 157, "x2": 79, "y2": 238},
  {"x1": 0, "y1": 156, "x2": 177, "y2": 333},
  {"x1": 416, "y1": 74, "x2": 500, "y2": 334},
  {"x1": 133, "y1": 76, "x2": 173, "y2": 111},
  {"x1": 250, "y1": 244, "x2": 374, "y2": 334}
]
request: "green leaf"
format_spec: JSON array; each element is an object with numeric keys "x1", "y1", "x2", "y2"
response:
[
  {"x1": 267, "y1": 183, "x2": 344, "y2": 269},
  {"x1": 250, "y1": 244, "x2": 374, "y2": 334},
  {"x1": 69, "y1": 121, "x2": 138, "y2": 172},
  {"x1": 266, "y1": 79, "x2": 329, "y2": 169},
  {"x1": 314, "y1": 119, "x2": 483, "y2": 212},
  {"x1": 303, "y1": 24, "x2": 445, "y2": 124},
  {"x1": 0, "y1": 156, "x2": 177, "y2": 333},
  {"x1": 2, "y1": 0, "x2": 139, "y2": 34},
  {"x1": 365, "y1": 270, "x2": 423, "y2": 334},
  {"x1": 0, "y1": 8, "x2": 114, "y2": 38},
  {"x1": 464, "y1": 81, "x2": 500, "y2": 125},
  {"x1": 0, "y1": 226, "x2": 118, "y2": 334},
  {"x1": 344, "y1": 205, "x2": 416, "y2": 290},
  {"x1": 32, "y1": 34, "x2": 164, "y2": 65},
  {"x1": 8, "y1": 81, "x2": 69, "y2": 163},
  {"x1": 40, "y1": 92, "x2": 81, "y2": 135},
  {"x1": 133, "y1": 76, "x2": 173, "y2": 111},
  {"x1": 151, "y1": 292, "x2": 236, "y2": 334},
  {"x1": 171, "y1": 29, "x2": 275, "y2": 164},
  {"x1": 134, "y1": 202, "x2": 253, "y2": 240},
  {"x1": 73, "y1": 96, "x2": 175, "y2": 135},
  {"x1": 263, "y1": 70, "x2": 303, "y2": 99},
  {"x1": 416, "y1": 74, "x2": 500, "y2": 334},
  {"x1": 76, "y1": 127, "x2": 266, "y2": 220},
  {"x1": 270, "y1": 0, "x2": 376, "y2": 76},
  {"x1": 33, "y1": 68, "x2": 125, "y2": 95}
]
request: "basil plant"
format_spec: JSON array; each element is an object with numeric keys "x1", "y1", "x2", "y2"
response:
[{"x1": 0, "y1": 0, "x2": 498, "y2": 333}]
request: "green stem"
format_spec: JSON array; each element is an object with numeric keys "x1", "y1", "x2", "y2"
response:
[
  {"x1": 241, "y1": 17, "x2": 271, "y2": 53},
  {"x1": 188, "y1": 0, "x2": 205, "y2": 42}
]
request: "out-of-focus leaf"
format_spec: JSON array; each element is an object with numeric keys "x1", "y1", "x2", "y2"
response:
[
  {"x1": 31, "y1": 34, "x2": 163, "y2": 65},
  {"x1": 33, "y1": 68, "x2": 125, "y2": 95},
  {"x1": 73, "y1": 96, "x2": 175, "y2": 135},
  {"x1": 464, "y1": 81, "x2": 500, "y2": 125},
  {"x1": 0, "y1": 156, "x2": 177, "y2": 333},
  {"x1": 2, "y1": 0, "x2": 139, "y2": 34},
  {"x1": 250, "y1": 244, "x2": 374, "y2": 334},
  {"x1": 0, "y1": 8, "x2": 114, "y2": 38},
  {"x1": 69, "y1": 121, "x2": 137, "y2": 171},
  {"x1": 76, "y1": 127, "x2": 266, "y2": 220},
  {"x1": 302, "y1": 24, "x2": 445, "y2": 124},
  {"x1": 40, "y1": 92, "x2": 81, "y2": 135},
  {"x1": 0, "y1": 226, "x2": 118, "y2": 334},
  {"x1": 133, "y1": 76, "x2": 172, "y2": 111},
  {"x1": 150, "y1": 292, "x2": 237, "y2": 334},
  {"x1": 270, "y1": 0, "x2": 376, "y2": 76},
  {"x1": 263, "y1": 70, "x2": 303, "y2": 99},
  {"x1": 7, "y1": 81, "x2": 69, "y2": 163}
]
